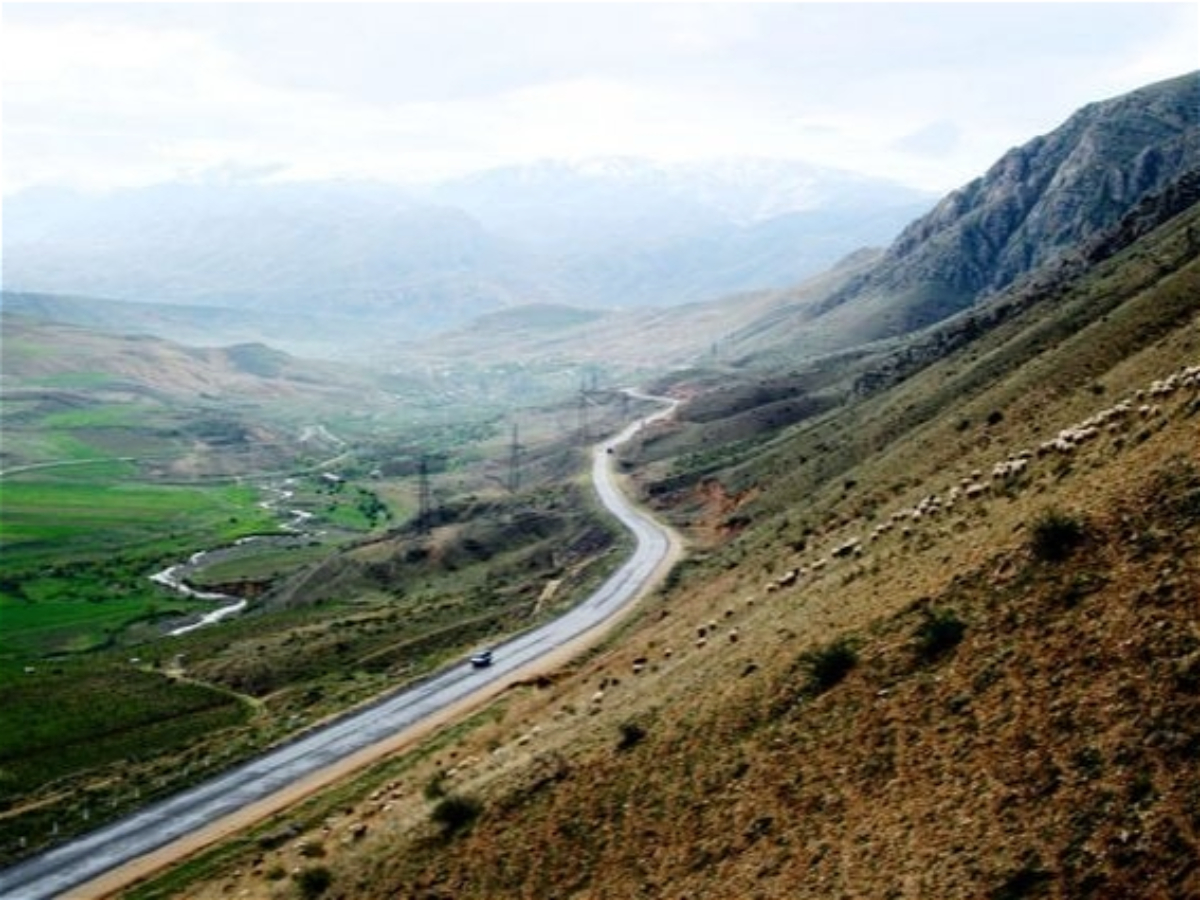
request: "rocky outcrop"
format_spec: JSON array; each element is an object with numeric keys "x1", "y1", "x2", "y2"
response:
[{"x1": 822, "y1": 71, "x2": 1200, "y2": 331}]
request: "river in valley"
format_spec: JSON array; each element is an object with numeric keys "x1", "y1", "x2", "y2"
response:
[{"x1": 150, "y1": 479, "x2": 316, "y2": 636}]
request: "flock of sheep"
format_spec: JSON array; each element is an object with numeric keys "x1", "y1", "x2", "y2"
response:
[
  {"x1": 367, "y1": 361, "x2": 1199, "y2": 824},
  {"x1": 758, "y1": 362, "x2": 1200, "y2": 598},
  {"x1": 586, "y1": 362, "x2": 1200, "y2": 674},
  {"x1": 501, "y1": 364, "x2": 1198, "y2": 722}
]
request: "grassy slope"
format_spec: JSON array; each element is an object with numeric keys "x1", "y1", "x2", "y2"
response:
[
  {"x1": 157, "y1": 206, "x2": 1200, "y2": 899},
  {"x1": 0, "y1": 476, "x2": 279, "y2": 658},
  {"x1": 0, "y1": 662, "x2": 249, "y2": 807}
]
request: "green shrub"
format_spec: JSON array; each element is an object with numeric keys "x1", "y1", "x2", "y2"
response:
[
  {"x1": 1152, "y1": 456, "x2": 1200, "y2": 525},
  {"x1": 296, "y1": 839, "x2": 325, "y2": 858},
  {"x1": 991, "y1": 860, "x2": 1052, "y2": 899},
  {"x1": 293, "y1": 865, "x2": 332, "y2": 899},
  {"x1": 662, "y1": 559, "x2": 695, "y2": 593},
  {"x1": 1030, "y1": 509, "x2": 1086, "y2": 562},
  {"x1": 913, "y1": 608, "x2": 965, "y2": 662},
  {"x1": 801, "y1": 639, "x2": 858, "y2": 694},
  {"x1": 431, "y1": 793, "x2": 482, "y2": 836},
  {"x1": 616, "y1": 719, "x2": 647, "y2": 751},
  {"x1": 423, "y1": 770, "x2": 448, "y2": 800}
]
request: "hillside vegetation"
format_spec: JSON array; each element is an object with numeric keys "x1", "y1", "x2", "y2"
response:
[{"x1": 147, "y1": 151, "x2": 1200, "y2": 899}]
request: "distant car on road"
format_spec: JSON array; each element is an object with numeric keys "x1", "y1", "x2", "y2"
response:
[{"x1": 469, "y1": 650, "x2": 493, "y2": 668}]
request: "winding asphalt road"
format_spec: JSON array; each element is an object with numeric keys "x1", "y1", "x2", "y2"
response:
[{"x1": 0, "y1": 395, "x2": 679, "y2": 900}]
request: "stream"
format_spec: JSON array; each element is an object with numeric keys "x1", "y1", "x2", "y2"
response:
[{"x1": 150, "y1": 479, "x2": 316, "y2": 636}]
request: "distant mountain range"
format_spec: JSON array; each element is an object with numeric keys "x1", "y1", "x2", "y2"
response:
[
  {"x1": 3, "y1": 180, "x2": 523, "y2": 333},
  {"x1": 5, "y1": 72, "x2": 1196, "y2": 373},
  {"x1": 1, "y1": 158, "x2": 933, "y2": 336},
  {"x1": 379, "y1": 72, "x2": 1200, "y2": 373}
]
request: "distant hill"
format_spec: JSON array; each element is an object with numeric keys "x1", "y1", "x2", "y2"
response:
[
  {"x1": 2, "y1": 181, "x2": 530, "y2": 335},
  {"x1": 0, "y1": 291, "x2": 377, "y2": 359},
  {"x1": 2, "y1": 159, "x2": 931, "y2": 341},
  {"x1": 0, "y1": 310, "x2": 410, "y2": 476},
  {"x1": 395, "y1": 250, "x2": 880, "y2": 374},
  {"x1": 0, "y1": 313, "x2": 378, "y2": 406}
]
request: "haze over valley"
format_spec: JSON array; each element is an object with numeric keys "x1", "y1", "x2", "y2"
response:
[{"x1": 3, "y1": 157, "x2": 933, "y2": 355}]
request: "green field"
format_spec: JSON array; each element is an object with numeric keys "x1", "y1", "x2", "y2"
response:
[
  {"x1": 0, "y1": 476, "x2": 282, "y2": 658},
  {"x1": 2, "y1": 434, "x2": 140, "y2": 469},
  {"x1": 39, "y1": 404, "x2": 149, "y2": 429},
  {"x1": 186, "y1": 543, "x2": 331, "y2": 586},
  {"x1": 0, "y1": 480, "x2": 279, "y2": 561},
  {"x1": 0, "y1": 660, "x2": 250, "y2": 804},
  {"x1": 0, "y1": 598, "x2": 200, "y2": 656},
  {"x1": 0, "y1": 310, "x2": 630, "y2": 866}
]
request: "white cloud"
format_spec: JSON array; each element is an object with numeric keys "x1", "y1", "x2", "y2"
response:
[
  {"x1": 2, "y1": 4, "x2": 1197, "y2": 196},
  {"x1": 1095, "y1": 5, "x2": 1200, "y2": 96},
  {"x1": 892, "y1": 121, "x2": 963, "y2": 158}
]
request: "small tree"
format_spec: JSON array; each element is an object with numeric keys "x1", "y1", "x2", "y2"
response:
[{"x1": 293, "y1": 865, "x2": 332, "y2": 899}]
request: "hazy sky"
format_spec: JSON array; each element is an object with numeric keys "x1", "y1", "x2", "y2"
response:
[{"x1": 2, "y1": 2, "x2": 1197, "y2": 196}]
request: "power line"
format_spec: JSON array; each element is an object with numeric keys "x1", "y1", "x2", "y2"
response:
[{"x1": 416, "y1": 455, "x2": 433, "y2": 533}]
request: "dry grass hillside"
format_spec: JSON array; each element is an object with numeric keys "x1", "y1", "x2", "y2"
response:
[{"x1": 136, "y1": 208, "x2": 1199, "y2": 900}]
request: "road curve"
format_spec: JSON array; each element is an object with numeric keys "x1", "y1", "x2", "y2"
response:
[{"x1": 0, "y1": 395, "x2": 681, "y2": 900}]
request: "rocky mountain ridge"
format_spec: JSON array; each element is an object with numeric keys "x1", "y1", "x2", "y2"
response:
[{"x1": 818, "y1": 71, "x2": 1199, "y2": 335}]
